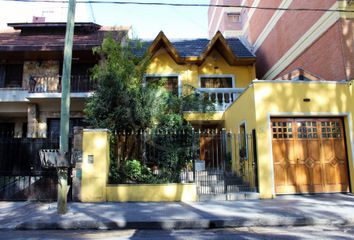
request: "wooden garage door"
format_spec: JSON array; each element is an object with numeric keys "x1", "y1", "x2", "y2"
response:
[{"x1": 272, "y1": 118, "x2": 350, "y2": 194}]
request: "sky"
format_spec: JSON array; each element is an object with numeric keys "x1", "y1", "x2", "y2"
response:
[{"x1": 0, "y1": 0, "x2": 210, "y2": 39}]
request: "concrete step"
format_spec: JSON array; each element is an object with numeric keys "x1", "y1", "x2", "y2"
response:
[
  {"x1": 197, "y1": 180, "x2": 225, "y2": 186},
  {"x1": 226, "y1": 185, "x2": 258, "y2": 193},
  {"x1": 197, "y1": 185, "x2": 225, "y2": 194},
  {"x1": 196, "y1": 175, "x2": 223, "y2": 181},
  {"x1": 198, "y1": 192, "x2": 260, "y2": 201}
]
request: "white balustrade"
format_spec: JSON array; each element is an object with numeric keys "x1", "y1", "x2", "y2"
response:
[{"x1": 195, "y1": 88, "x2": 244, "y2": 111}]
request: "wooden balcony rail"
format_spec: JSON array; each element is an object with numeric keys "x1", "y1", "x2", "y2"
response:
[
  {"x1": 195, "y1": 88, "x2": 244, "y2": 111},
  {"x1": 29, "y1": 75, "x2": 96, "y2": 93}
]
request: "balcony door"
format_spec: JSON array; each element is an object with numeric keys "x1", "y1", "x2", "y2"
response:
[
  {"x1": 0, "y1": 64, "x2": 23, "y2": 88},
  {"x1": 47, "y1": 118, "x2": 87, "y2": 139},
  {"x1": 200, "y1": 76, "x2": 234, "y2": 88}
]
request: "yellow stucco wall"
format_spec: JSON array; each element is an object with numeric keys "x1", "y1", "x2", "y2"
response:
[
  {"x1": 106, "y1": 183, "x2": 197, "y2": 202},
  {"x1": 183, "y1": 112, "x2": 225, "y2": 122},
  {"x1": 224, "y1": 80, "x2": 354, "y2": 199},
  {"x1": 81, "y1": 129, "x2": 197, "y2": 202},
  {"x1": 81, "y1": 129, "x2": 110, "y2": 202},
  {"x1": 146, "y1": 48, "x2": 256, "y2": 90},
  {"x1": 254, "y1": 81, "x2": 354, "y2": 198},
  {"x1": 224, "y1": 85, "x2": 257, "y2": 175}
]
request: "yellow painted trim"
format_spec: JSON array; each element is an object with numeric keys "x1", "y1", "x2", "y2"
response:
[
  {"x1": 106, "y1": 183, "x2": 197, "y2": 202},
  {"x1": 184, "y1": 112, "x2": 225, "y2": 122},
  {"x1": 262, "y1": 2, "x2": 340, "y2": 79}
]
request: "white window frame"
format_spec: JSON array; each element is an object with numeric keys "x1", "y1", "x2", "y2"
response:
[
  {"x1": 227, "y1": 12, "x2": 241, "y2": 23},
  {"x1": 144, "y1": 74, "x2": 182, "y2": 96},
  {"x1": 238, "y1": 120, "x2": 248, "y2": 160},
  {"x1": 198, "y1": 74, "x2": 235, "y2": 88}
]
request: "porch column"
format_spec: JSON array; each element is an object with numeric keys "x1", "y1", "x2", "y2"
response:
[{"x1": 27, "y1": 103, "x2": 38, "y2": 138}]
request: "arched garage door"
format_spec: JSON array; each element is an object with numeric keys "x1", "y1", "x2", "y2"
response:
[{"x1": 272, "y1": 118, "x2": 350, "y2": 194}]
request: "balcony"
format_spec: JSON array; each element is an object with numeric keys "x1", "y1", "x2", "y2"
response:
[
  {"x1": 195, "y1": 88, "x2": 244, "y2": 111},
  {"x1": 29, "y1": 75, "x2": 96, "y2": 93}
]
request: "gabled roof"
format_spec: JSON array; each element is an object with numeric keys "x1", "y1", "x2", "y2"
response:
[
  {"x1": 278, "y1": 68, "x2": 323, "y2": 81},
  {"x1": 146, "y1": 31, "x2": 255, "y2": 66}
]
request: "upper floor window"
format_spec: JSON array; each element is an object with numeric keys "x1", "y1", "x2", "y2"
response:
[
  {"x1": 200, "y1": 75, "x2": 234, "y2": 88},
  {"x1": 145, "y1": 75, "x2": 180, "y2": 96},
  {"x1": 227, "y1": 13, "x2": 241, "y2": 23},
  {"x1": 0, "y1": 64, "x2": 23, "y2": 88}
]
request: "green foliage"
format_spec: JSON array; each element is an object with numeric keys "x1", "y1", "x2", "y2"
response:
[
  {"x1": 84, "y1": 35, "x2": 162, "y2": 133},
  {"x1": 109, "y1": 159, "x2": 170, "y2": 184},
  {"x1": 85, "y1": 35, "x2": 211, "y2": 184}
]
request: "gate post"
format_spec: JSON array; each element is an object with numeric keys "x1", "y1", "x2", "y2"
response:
[
  {"x1": 71, "y1": 127, "x2": 83, "y2": 201},
  {"x1": 81, "y1": 129, "x2": 110, "y2": 202}
]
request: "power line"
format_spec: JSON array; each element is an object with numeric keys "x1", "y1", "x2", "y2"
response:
[{"x1": 2, "y1": 0, "x2": 354, "y2": 13}]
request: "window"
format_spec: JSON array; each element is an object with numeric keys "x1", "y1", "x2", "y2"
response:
[
  {"x1": 47, "y1": 118, "x2": 87, "y2": 139},
  {"x1": 0, "y1": 64, "x2": 23, "y2": 88},
  {"x1": 239, "y1": 122, "x2": 248, "y2": 159},
  {"x1": 200, "y1": 76, "x2": 234, "y2": 88},
  {"x1": 0, "y1": 123, "x2": 15, "y2": 138},
  {"x1": 272, "y1": 121, "x2": 294, "y2": 139},
  {"x1": 145, "y1": 75, "x2": 179, "y2": 96},
  {"x1": 228, "y1": 13, "x2": 241, "y2": 23}
]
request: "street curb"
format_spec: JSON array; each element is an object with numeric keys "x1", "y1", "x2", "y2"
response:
[{"x1": 14, "y1": 217, "x2": 354, "y2": 230}]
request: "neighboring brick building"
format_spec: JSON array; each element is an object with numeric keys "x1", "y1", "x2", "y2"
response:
[{"x1": 208, "y1": 0, "x2": 354, "y2": 81}]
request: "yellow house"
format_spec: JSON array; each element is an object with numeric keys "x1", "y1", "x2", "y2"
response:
[
  {"x1": 146, "y1": 31, "x2": 256, "y2": 127},
  {"x1": 144, "y1": 31, "x2": 354, "y2": 199}
]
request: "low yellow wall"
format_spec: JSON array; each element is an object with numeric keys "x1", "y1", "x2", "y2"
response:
[
  {"x1": 81, "y1": 129, "x2": 197, "y2": 203},
  {"x1": 106, "y1": 183, "x2": 197, "y2": 202},
  {"x1": 183, "y1": 112, "x2": 224, "y2": 122}
]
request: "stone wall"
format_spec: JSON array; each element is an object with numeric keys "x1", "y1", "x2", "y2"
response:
[
  {"x1": 26, "y1": 105, "x2": 84, "y2": 138},
  {"x1": 23, "y1": 61, "x2": 60, "y2": 90}
]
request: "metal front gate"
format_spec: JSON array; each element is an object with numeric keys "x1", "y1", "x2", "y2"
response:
[
  {"x1": 194, "y1": 130, "x2": 258, "y2": 196},
  {"x1": 0, "y1": 137, "x2": 60, "y2": 201}
]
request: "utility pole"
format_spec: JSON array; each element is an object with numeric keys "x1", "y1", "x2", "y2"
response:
[{"x1": 58, "y1": 0, "x2": 76, "y2": 215}]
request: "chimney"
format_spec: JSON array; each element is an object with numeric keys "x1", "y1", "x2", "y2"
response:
[{"x1": 32, "y1": 16, "x2": 46, "y2": 23}]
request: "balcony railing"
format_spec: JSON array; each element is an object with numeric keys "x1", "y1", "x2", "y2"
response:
[
  {"x1": 195, "y1": 88, "x2": 244, "y2": 111},
  {"x1": 29, "y1": 75, "x2": 96, "y2": 93}
]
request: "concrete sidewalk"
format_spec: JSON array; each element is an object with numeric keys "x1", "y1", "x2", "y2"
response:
[{"x1": 0, "y1": 194, "x2": 353, "y2": 230}]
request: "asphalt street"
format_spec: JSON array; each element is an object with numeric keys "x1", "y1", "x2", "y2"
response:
[{"x1": 0, "y1": 225, "x2": 353, "y2": 240}]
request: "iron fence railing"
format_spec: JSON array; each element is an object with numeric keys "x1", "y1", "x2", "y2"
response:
[
  {"x1": 0, "y1": 137, "x2": 59, "y2": 175},
  {"x1": 29, "y1": 75, "x2": 96, "y2": 93},
  {"x1": 112, "y1": 129, "x2": 258, "y2": 193},
  {"x1": 0, "y1": 136, "x2": 61, "y2": 201},
  {"x1": 0, "y1": 174, "x2": 58, "y2": 201}
]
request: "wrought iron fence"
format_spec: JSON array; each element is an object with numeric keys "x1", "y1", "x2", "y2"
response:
[
  {"x1": 0, "y1": 136, "x2": 60, "y2": 201},
  {"x1": 112, "y1": 129, "x2": 258, "y2": 193},
  {"x1": 29, "y1": 75, "x2": 97, "y2": 93}
]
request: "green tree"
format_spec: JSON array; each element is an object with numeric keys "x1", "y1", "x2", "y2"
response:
[
  {"x1": 85, "y1": 35, "x2": 213, "y2": 183},
  {"x1": 84, "y1": 36, "x2": 165, "y2": 133}
]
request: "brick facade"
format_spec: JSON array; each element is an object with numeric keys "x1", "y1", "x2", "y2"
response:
[{"x1": 208, "y1": 0, "x2": 352, "y2": 80}]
